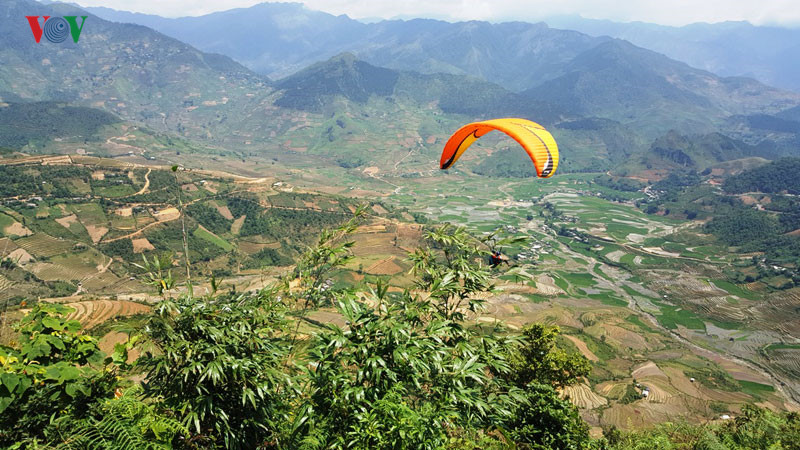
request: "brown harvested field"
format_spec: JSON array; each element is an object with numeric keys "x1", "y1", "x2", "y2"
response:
[
  {"x1": 739, "y1": 195, "x2": 757, "y2": 205},
  {"x1": 561, "y1": 383, "x2": 608, "y2": 409},
  {"x1": 85, "y1": 225, "x2": 109, "y2": 244},
  {"x1": 662, "y1": 367, "x2": 705, "y2": 399},
  {"x1": 0, "y1": 274, "x2": 13, "y2": 293},
  {"x1": 767, "y1": 348, "x2": 800, "y2": 379},
  {"x1": 535, "y1": 274, "x2": 564, "y2": 296},
  {"x1": 0, "y1": 238, "x2": 18, "y2": 254},
  {"x1": 356, "y1": 224, "x2": 387, "y2": 234},
  {"x1": 585, "y1": 324, "x2": 651, "y2": 352},
  {"x1": 231, "y1": 215, "x2": 246, "y2": 234},
  {"x1": 238, "y1": 240, "x2": 280, "y2": 254},
  {"x1": 650, "y1": 276, "x2": 726, "y2": 299},
  {"x1": 352, "y1": 233, "x2": 398, "y2": 257},
  {"x1": 7, "y1": 248, "x2": 34, "y2": 265},
  {"x1": 365, "y1": 256, "x2": 404, "y2": 275},
  {"x1": 131, "y1": 237, "x2": 155, "y2": 253},
  {"x1": 64, "y1": 300, "x2": 150, "y2": 329},
  {"x1": 4, "y1": 221, "x2": 32, "y2": 237},
  {"x1": 81, "y1": 271, "x2": 125, "y2": 292},
  {"x1": 632, "y1": 361, "x2": 668, "y2": 380},
  {"x1": 641, "y1": 383, "x2": 672, "y2": 403},
  {"x1": 371, "y1": 204, "x2": 388, "y2": 215},
  {"x1": 524, "y1": 306, "x2": 583, "y2": 330},
  {"x1": 154, "y1": 207, "x2": 180, "y2": 221},
  {"x1": 214, "y1": 202, "x2": 234, "y2": 220},
  {"x1": 601, "y1": 401, "x2": 690, "y2": 430},
  {"x1": 565, "y1": 335, "x2": 599, "y2": 362},
  {"x1": 596, "y1": 381, "x2": 627, "y2": 398},
  {"x1": 690, "y1": 346, "x2": 773, "y2": 384},
  {"x1": 395, "y1": 223, "x2": 424, "y2": 251},
  {"x1": 307, "y1": 309, "x2": 347, "y2": 328},
  {"x1": 55, "y1": 214, "x2": 78, "y2": 229}
]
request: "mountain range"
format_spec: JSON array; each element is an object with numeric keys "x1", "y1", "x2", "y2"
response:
[
  {"x1": 546, "y1": 16, "x2": 800, "y2": 92},
  {"x1": 85, "y1": 2, "x2": 606, "y2": 91},
  {"x1": 86, "y1": 2, "x2": 800, "y2": 94},
  {"x1": 3, "y1": 0, "x2": 800, "y2": 176}
]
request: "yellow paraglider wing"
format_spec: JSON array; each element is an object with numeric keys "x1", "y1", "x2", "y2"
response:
[{"x1": 439, "y1": 118, "x2": 559, "y2": 178}]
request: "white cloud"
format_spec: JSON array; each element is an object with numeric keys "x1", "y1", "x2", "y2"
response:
[{"x1": 72, "y1": 0, "x2": 800, "y2": 27}]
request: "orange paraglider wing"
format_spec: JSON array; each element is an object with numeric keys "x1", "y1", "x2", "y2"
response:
[{"x1": 439, "y1": 118, "x2": 559, "y2": 178}]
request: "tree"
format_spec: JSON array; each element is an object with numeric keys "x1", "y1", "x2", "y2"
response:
[
  {"x1": 138, "y1": 290, "x2": 294, "y2": 449},
  {"x1": 504, "y1": 384, "x2": 595, "y2": 450},
  {"x1": 506, "y1": 323, "x2": 591, "y2": 389}
]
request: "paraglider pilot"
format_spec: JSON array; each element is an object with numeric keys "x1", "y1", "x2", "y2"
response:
[{"x1": 489, "y1": 250, "x2": 503, "y2": 267}]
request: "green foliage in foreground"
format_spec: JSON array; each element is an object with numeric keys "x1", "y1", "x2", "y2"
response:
[
  {"x1": 0, "y1": 214, "x2": 796, "y2": 449},
  {"x1": 0, "y1": 303, "x2": 118, "y2": 446},
  {"x1": 608, "y1": 406, "x2": 800, "y2": 450}
]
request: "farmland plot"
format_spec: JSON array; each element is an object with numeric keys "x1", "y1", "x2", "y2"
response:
[
  {"x1": 14, "y1": 233, "x2": 74, "y2": 258},
  {"x1": 63, "y1": 300, "x2": 150, "y2": 329}
]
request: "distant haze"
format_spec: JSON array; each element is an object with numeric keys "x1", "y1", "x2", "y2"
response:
[{"x1": 71, "y1": 0, "x2": 800, "y2": 27}]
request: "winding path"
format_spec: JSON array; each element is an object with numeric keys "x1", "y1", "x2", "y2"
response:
[{"x1": 133, "y1": 168, "x2": 151, "y2": 196}]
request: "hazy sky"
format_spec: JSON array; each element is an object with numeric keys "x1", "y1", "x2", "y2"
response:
[{"x1": 73, "y1": 0, "x2": 800, "y2": 27}]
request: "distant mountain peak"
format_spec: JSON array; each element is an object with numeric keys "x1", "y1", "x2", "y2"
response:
[{"x1": 275, "y1": 54, "x2": 399, "y2": 110}]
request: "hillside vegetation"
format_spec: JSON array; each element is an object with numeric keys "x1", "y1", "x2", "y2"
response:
[{"x1": 722, "y1": 157, "x2": 800, "y2": 194}]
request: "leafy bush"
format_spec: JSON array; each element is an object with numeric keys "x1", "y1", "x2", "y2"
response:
[
  {"x1": 138, "y1": 290, "x2": 293, "y2": 449},
  {"x1": 0, "y1": 304, "x2": 117, "y2": 445}
]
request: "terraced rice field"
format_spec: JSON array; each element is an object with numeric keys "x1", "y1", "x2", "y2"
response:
[
  {"x1": 365, "y1": 256, "x2": 403, "y2": 275},
  {"x1": 562, "y1": 383, "x2": 608, "y2": 409},
  {"x1": 767, "y1": 346, "x2": 800, "y2": 379},
  {"x1": 351, "y1": 233, "x2": 399, "y2": 257},
  {"x1": 63, "y1": 300, "x2": 150, "y2": 329},
  {"x1": 0, "y1": 274, "x2": 13, "y2": 293},
  {"x1": 14, "y1": 233, "x2": 74, "y2": 258},
  {"x1": 29, "y1": 262, "x2": 97, "y2": 281}
]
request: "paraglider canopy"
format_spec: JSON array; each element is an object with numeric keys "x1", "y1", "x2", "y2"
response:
[{"x1": 439, "y1": 118, "x2": 559, "y2": 178}]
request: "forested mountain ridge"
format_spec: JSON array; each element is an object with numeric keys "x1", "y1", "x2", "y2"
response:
[
  {"x1": 87, "y1": 2, "x2": 608, "y2": 91},
  {"x1": 0, "y1": 0, "x2": 270, "y2": 136}
]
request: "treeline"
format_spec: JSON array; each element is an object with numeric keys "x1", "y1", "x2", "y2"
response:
[
  {"x1": 227, "y1": 194, "x2": 349, "y2": 240},
  {"x1": 0, "y1": 165, "x2": 91, "y2": 197}
]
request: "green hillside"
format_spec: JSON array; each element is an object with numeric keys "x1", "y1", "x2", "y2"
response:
[
  {"x1": 723, "y1": 157, "x2": 800, "y2": 194},
  {"x1": 0, "y1": 0, "x2": 270, "y2": 142},
  {"x1": 0, "y1": 102, "x2": 119, "y2": 149},
  {"x1": 623, "y1": 131, "x2": 768, "y2": 174}
]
